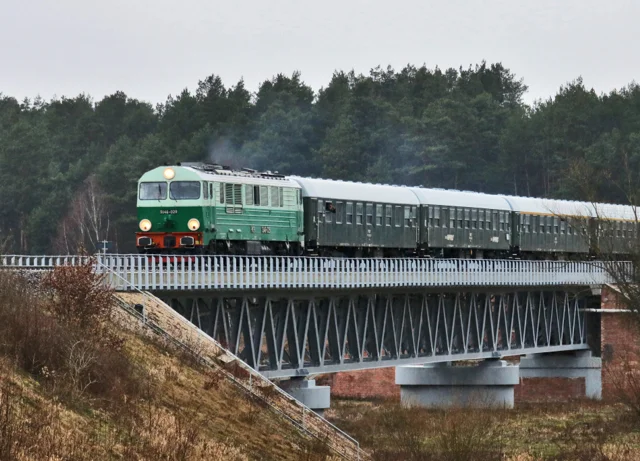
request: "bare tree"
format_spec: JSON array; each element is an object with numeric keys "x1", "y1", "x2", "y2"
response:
[{"x1": 54, "y1": 175, "x2": 110, "y2": 255}]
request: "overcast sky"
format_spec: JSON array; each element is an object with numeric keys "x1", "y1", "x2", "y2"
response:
[{"x1": 2, "y1": 0, "x2": 638, "y2": 105}]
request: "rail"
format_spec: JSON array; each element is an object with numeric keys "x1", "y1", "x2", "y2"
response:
[{"x1": 0, "y1": 254, "x2": 626, "y2": 290}]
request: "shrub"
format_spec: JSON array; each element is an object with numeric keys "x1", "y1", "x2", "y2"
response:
[{"x1": 0, "y1": 264, "x2": 141, "y2": 405}]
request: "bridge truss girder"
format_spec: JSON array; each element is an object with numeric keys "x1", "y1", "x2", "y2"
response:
[{"x1": 162, "y1": 289, "x2": 590, "y2": 378}]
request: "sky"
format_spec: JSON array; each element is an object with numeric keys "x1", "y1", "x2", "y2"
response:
[{"x1": 2, "y1": 0, "x2": 639, "y2": 105}]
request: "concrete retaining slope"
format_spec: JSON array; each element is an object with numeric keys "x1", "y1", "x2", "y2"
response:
[{"x1": 114, "y1": 291, "x2": 364, "y2": 461}]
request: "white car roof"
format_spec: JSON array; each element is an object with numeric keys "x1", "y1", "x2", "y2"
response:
[
  {"x1": 501, "y1": 195, "x2": 597, "y2": 217},
  {"x1": 289, "y1": 177, "x2": 419, "y2": 205},
  {"x1": 409, "y1": 188, "x2": 512, "y2": 211},
  {"x1": 595, "y1": 203, "x2": 639, "y2": 221},
  {"x1": 186, "y1": 167, "x2": 301, "y2": 188}
]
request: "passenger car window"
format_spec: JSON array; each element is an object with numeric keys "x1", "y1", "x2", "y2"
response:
[
  {"x1": 356, "y1": 203, "x2": 363, "y2": 225},
  {"x1": 366, "y1": 204, "x2": 373, "y2": 225},
  {"x1": 346, "y1": 202, "x2": 353, "y2": 224},
  {"x1": 376, "y1": 204, "x2": 382, "y2": 226}
]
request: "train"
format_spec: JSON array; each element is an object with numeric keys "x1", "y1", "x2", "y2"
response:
[{"x1": 135, "y1": 163, "x2": 638, "y2": 259}]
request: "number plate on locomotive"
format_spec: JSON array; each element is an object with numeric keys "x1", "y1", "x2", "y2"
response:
[{"x1": 160, "y1": 209, "x2": 178, "y2": 215}]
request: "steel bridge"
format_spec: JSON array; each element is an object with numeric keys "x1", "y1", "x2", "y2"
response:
[{"x1": 1, "y1": 255, "x2": 619, "y2": 378}]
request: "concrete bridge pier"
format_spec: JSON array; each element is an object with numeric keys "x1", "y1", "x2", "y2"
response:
[
  {"x1": 281, "y1": 378, "x2": 331, "y2": 416},
  {"x1": 519, "y1": 351, "x2": 602, "y2": 399},
  {"x1": 396, "y1": 360, "x2": 520, "y2": 408}
]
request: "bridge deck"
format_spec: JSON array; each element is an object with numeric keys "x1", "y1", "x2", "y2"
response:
[{"x1": 0, "y1": 255, "x2": 621, "y2": 291}]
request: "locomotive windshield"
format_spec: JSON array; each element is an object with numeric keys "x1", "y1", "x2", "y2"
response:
[
  {"x1": 170, "y1": 181, "x2": 201, "y2": 200},
  {"x1": 139, "y1": 182, "x2": 167, "y2": 200}
]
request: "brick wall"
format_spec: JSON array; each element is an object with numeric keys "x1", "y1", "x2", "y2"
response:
[
  {"x1": 316, "y1": 368, "x2": 400, "y2": 400},
  {"x1": 317, "y1": 368, "x2": 588, "y2": 403},
  {"x1": 515, "y1": 377, "x2": 585, "y2": 402},
  {"x1": 600, "y1": 285, "x2": 640, "y2": 401}
]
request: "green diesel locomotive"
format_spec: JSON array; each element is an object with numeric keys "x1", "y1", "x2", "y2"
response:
[{"x1": 136, "y1": 163, "x2": 304, "y2": 255}]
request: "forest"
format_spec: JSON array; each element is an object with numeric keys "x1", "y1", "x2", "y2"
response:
[{"x1": 1, "y1": 61, "x2": 640, "y2": 254}]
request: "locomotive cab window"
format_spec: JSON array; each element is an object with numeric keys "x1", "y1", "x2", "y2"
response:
[
  {"x1": 139, "y1": 182, "x2": 167, "y2": 200},
  {"x1": 170, "y1": 181, "x2": 200, "y2": 200},
  {"x1": 203, "y1": 182, "x2": 208, "y2": 199}
]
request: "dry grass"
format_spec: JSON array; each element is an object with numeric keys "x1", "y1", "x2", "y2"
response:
[
  {"x1": 0, "y1": 266, "x2": 334, "y2": 460},
  {"x1": 327, "y1": 399, "x2": 640, "y2": 461}
]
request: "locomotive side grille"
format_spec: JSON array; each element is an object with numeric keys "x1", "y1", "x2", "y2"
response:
[{"x1": 233, "y1": 184, "x2": 242, "y2": 204}]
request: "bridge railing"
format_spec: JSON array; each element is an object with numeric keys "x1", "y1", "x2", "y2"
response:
[
  {"x1": 0, "y1": 255, "x2": 91, "y2": 268},
  {"x1": 0, "y1": 254, "x2": 622, "y2": 291}
]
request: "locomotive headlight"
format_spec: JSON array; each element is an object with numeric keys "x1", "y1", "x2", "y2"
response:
[
  {"x1": 188, "y1": 218, "x2": 200, "y2": 231},
  {"x1": 139, "y1": 219, "x2": 152, "y2": 231},
  {"x1": 163, "y1": 167, "x2": 175, "y2": 180}
]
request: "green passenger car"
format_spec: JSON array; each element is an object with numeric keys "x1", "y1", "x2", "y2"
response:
[
  {"x1": 290, "y1": 177, "x2": 420, "y2": 257},
  {"x1": 504, "y1": 196, "x2": 593, "y2": 257},
  {"x1": 411, "y1": 189, "x2": 512, "y2": 258},
  {"x1": 136, "y1": 164, "x2": 304, "y2": 255}
]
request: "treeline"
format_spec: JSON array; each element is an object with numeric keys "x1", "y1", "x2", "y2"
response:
[{"x1": 1, "y1": 61, "x2": 640, "y2": 254}]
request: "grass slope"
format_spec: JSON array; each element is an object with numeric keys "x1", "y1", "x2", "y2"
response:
[{"x1": 0, "y1": 266, "x2": 336, "y2": 461}]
